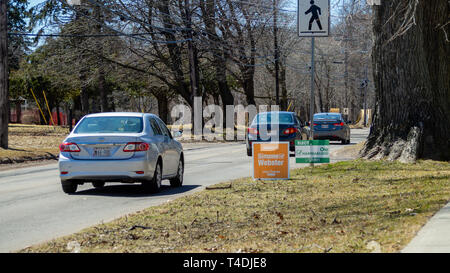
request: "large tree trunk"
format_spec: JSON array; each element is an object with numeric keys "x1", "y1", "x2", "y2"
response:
[
  {"x1": 94, "y1": 4, "x2": 109, "y2": 113},
  {"x1": 199, "y1": 0, "x2": 235, "y2": 128},
  {"x1": 56, "y1": 103, "x2": 61, "y2": 126},
  {"x1": 79, "y1": 67, "x2": 90, "y2": 116},
  {"x1": 97, "y1": 68, "x2": 109, "y2": 112},
  {"x1": 155, "y1": 92, "x2": 169, "y2": 124},
  {"x1": 241, "y1": 66, "x2": 256, "y2": 106},
  {"x1": 280, "y1": 62, "x2": 288, "y2": 111},
  {"x1": 157, "y1": 1, "x2": 192, "y2": 105},
  {"x1": 0, "y1": 0, "x2": 8, "y2": 148},
  {"x1": 361, "y1": 0, "x2": 450, "y2": 162}
]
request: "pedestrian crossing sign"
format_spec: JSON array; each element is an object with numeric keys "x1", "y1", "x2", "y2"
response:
[{"x1": 298, "y1": 0, "x2": 330, "y2": 37}]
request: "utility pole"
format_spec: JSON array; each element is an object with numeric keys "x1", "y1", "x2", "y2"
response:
[
  {"x1": 94, "y1": 1, "x2": 108, "y2": 112},
  {"x1": 363, "y1": 65, "x2": 368, "y2": 127},
  {"x1": 310, "y1": 37, "x2": 315, "y2": 140},
  {"x1": 185, "y1": 0, "x2": 200, "y2": 139},
  {"x1": 273, "y1": 0, "x2": 280, "y2": 108},
  {"x1": 0, "y1": 0, "x2": 8, "y2": 149},
  {"x1": 361, "y1": 36, "x2": 369, "y2": 127},
  {"x1": 70, "y1": 0, "x2": 90, "y2": 115},
  {"x1": 342, "y1": 0, "x2": 349, "y2": 120}
]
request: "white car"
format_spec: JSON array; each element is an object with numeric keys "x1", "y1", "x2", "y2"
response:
[{"x1": 58, "y1": 112, "x2": 184, "y2": 194}]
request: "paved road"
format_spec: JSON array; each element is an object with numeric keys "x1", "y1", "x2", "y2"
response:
[{"x1": 0, "y1": 129, "x2": 368, "y2": 252}]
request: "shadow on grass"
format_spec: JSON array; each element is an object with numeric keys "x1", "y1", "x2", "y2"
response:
[
  {"x1": 3, "y1": 147, "x2": 28, "y2": 152},
  {"x1": 298, "y1": 161, "x2": 443, "y2": 175},
  {"x1": 73, "y1": 184, "x2": 201, "y2": 198}
]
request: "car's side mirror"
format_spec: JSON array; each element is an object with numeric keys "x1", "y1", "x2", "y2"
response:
[{"x1": 173, "y1": 131, "x2": 183, "y2": 138}]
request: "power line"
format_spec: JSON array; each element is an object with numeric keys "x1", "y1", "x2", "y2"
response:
[
  {"x1": 9, "y1": 31, "x2": 165, "y2": 38},
  {"x1": 228, "y1": 0, "x2": 297, "y2": 13},
  {"x1": 53, "y1": 0, "x2": 191, "y2": 44},
  {"x1": 86, "y1": 0, "x2": 297, "y2": 55}
]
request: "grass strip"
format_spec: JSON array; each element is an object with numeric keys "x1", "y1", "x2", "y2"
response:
[{"x1": 19, "y1": 159, "x2": 450, "y2": 253}]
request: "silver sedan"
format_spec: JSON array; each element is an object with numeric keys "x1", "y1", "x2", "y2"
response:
[{"x1": 58, "y1": 113, "x2": 184, "y2": 194}]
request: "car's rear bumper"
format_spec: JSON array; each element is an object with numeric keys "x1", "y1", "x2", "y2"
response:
[
  {"x1": 58, "y1": 154, "x2": 154, "y2": 182},
  {"x1": 313, "y1": 130, "x2": 346, "y2": 141}
]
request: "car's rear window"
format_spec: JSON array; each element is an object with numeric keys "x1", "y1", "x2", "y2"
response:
[
  {"x1": 253, "y1": 113, "x2": 293, "y2": 124},
  {"x1": 314, "y1": 114, "x2": 341, "y2": 121},
  {"x1": 74, "y1": 117, "x2": 143, "y2": 134}
]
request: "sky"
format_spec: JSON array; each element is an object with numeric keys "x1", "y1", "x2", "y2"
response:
[
  {"x1": 28, "y1": 0, "x2": 299, "y2": 11},
  {"x1": 26, "y1": 0, "x2": 347, "y2": 36},
  {"x1": 26, "y1": 0, "x2": 300, "y2": 33},
  {"x1": 29, "y1": 0, "x2": 45, "y2": 8}
]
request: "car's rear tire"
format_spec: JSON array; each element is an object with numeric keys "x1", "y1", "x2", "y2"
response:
[
  {"x1": 143, "y1": 161, "x2": 162, "y2": 193},
  {"x1": 170, "y1": 157, "x2": 184, "y2": 187},
  {"x1": 61, "y1": 180, "x2": 77, "y2": 194},
  {"x1": 92, "y1": 181, "x2": 105, "y2": 189},
  {"x1": 247, "y1": 148, "x2": 252, "y2": 157}
]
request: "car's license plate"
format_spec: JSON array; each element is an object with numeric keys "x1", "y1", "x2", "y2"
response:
[
  {"x1": 322, "y1": 125, "x2": 329, "y2": 128},
  {"x1": 93, "y1": 147, "x2": 111, "y2": 157}
]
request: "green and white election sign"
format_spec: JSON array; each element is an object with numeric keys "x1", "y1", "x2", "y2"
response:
[{"x1": 295, "y1": 140, "x2": 330, "y2": 163}]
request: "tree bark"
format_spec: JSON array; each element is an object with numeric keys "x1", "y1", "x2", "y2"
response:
[
  {"x1": 280, "y1": 62, "x2": 288, "y2": 111},
  {"x1": 94, "y1": 3, "x2": 109, "y2": 112},
  {"x1": 157, "y1": 1, "x2": 192, "y2": 107},
  {"x1": 15, "y1": 101, "x2": 21, "y2": 123},
  {"x1": 155, "y1": 92, "x2": 169, "y2": 124},
  {"x1": 56, "y1": 103, "x2": 61, "y2": 126},
  {"x1": 200, "y1": 0, "x2": 234, "y2": 128},
  {"x1": 361, "y1": 0, "x2": 450, "y2": 162},
  {"x1": 241, "y1": 66, "x2": 256, "y2": 106},
  {"x1": 0, "y1": 0, "x2": 8, "y2": 148}
]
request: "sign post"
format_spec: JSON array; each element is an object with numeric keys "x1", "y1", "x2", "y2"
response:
[{"x1": 298, "y1": 0, "x2": 330, "y2": 166}]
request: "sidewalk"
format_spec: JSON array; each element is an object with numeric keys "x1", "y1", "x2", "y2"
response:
[{"x1": 402, "y1": 202, "x2": 450, "y2": 253}]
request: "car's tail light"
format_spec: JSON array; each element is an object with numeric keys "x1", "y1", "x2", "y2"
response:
[
  {"x1": 123, "y1": 142, "x2": 149, "y2": 152},
  {"x1": 283, "y1": 128, "x2": 298, "y2": 135},
  {"x1": 313, "y1": 123, "x2": 319, "y2": 126},
  {"x1": 248, "y1": 128, "x2": 259, "y2": 135},
  {"x1": 333, "y1": 122, "x2": 344, "y2": 126},
  {"x1": 59, "y1": 143, "x2": 81, "y2": 153}
]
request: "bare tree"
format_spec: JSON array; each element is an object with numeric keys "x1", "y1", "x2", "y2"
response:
[{"x1": 0, "y1": 0, "x2": 8, "y2": 149}]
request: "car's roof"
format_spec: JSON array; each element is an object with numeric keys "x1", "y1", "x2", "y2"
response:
[{"x1": 84, "y1": 112, "x2": 157, "y2": 118}]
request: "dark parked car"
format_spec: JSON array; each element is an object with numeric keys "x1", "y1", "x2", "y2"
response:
[
  {"x1": 246, "y1": 111, "x2": 309, "y2": 156},
  {"x1": 312, "y1": 113, "x2": 351, "y2": 144}
]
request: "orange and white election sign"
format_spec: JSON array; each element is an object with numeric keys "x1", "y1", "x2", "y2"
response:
[{"x1": 252, "y1": 142, "x2": 290, "y2": 180}]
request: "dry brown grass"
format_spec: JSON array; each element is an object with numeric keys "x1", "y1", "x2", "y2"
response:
[
  {"x1": 19, "y1": 160, "x2": 450, "y2": 253},
  {"x1": 0, "y1": 124, "x2": 69, "y2": 163}
]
